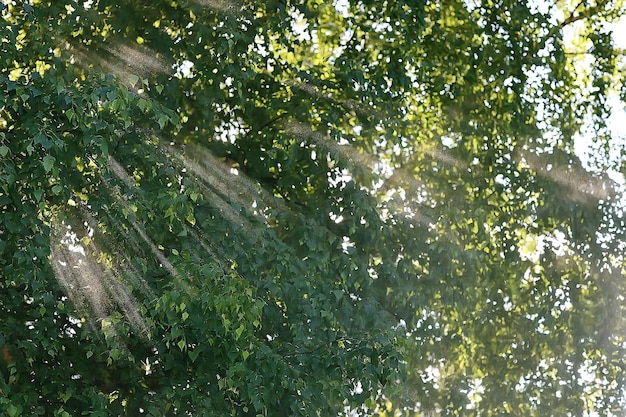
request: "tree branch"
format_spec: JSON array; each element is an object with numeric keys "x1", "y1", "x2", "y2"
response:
[
  {"x1": 522, "y1": 1, "x2": 608, "y2": 64},
  {"x1": 559, "y1": 2, "x2": 602, "y2": 29},
  {"x1": 559, "y1": 0, "x2": 586, "y2": 28}
]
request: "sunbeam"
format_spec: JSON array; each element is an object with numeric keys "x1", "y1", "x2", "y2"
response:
[{"x1": 50, "y1": 216, "x2": 149, "y2": 338}]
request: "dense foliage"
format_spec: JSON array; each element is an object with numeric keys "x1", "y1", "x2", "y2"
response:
[{"x1": 1, "y1": 0, "x2": 626, "y2": 415}]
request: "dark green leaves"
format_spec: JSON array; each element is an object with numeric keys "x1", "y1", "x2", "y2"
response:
[{"x1": 2, "y1": 0, "x2": 626, "y2": 416}]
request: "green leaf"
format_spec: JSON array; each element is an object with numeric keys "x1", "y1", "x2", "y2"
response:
[
  {"x1": 137, "y1": 98, "x2": 151, "y2": 113},
  {"x1": 7, "y1": 404, "x2": 20, "y2": 417},
  {"x1": 66, "y1": 108, "x2": 75, "y2": 123},
  {"x1": 0, "y1": 145, "x2": 9, "y2": 157},
  {"x1": 99, "y1": 140, "x2": 108, "y2": 156},
  {"x1": 111, "y1": 98, "x2": 122, "y2": 112},
  {"x1": 128, "y1": 74, "x2": 139, "y2": 87},
  {"x1": 34, "y1": 132, "x2": 53, "y2": 150},
  {"x1": 234, "y1": 324, "x2": 245, "y2": 340},
  {"x1": 42, "y1": 155, "x2": 55, "y2": 173},
  {"x1": 33, "y1": 189, "x2": 43, "y2": 202},
  {"x1": 59, "y1": 390, "x2": 72, "y2": 403}
]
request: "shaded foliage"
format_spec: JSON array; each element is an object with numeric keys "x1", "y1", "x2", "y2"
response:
[{"x1": 1, "y1": 0, "x2": 626, "y2": 416}]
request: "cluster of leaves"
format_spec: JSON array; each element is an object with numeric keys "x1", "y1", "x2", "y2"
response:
[{"x1": 1, "y1": 0, "x2": 626, "y2": 416}]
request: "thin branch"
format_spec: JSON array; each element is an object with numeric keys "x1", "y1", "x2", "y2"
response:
[
  {"x1": 523, "y1": 1, "x2": 608, "y2": 64},
  {"x1": 559, "y1": 0, "x2": 586, "y2": 28},
  {"x1": 564, "y1": 47, "x2": 626, "y2": 56}
]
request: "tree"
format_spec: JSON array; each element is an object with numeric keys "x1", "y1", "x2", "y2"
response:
[{"x1": 1, "y1": 0, "x2": 625, "y2": 415}]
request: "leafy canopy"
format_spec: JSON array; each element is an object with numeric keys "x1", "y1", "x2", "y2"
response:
[{"x1": 1, "y1": 0, "x2": 626, "y2": 416}]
